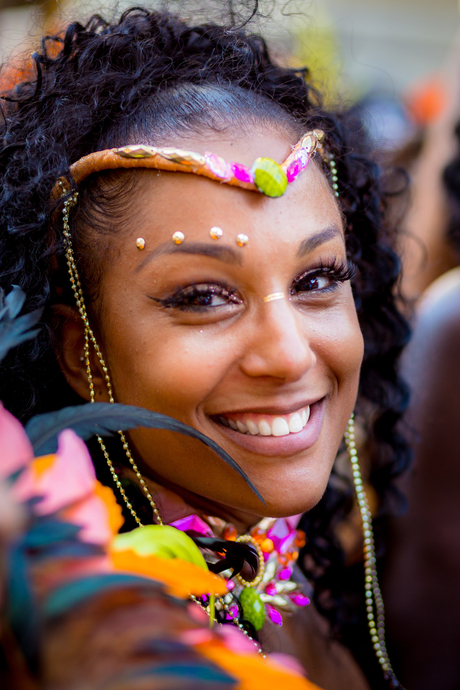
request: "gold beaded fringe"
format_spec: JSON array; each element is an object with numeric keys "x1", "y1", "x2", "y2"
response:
[
  {"x1": 61, "y1": 190, "x2": 163, "y2": 526},
  {"x1": 345, "y1": 415, "x2": 405, "y2": 689}
]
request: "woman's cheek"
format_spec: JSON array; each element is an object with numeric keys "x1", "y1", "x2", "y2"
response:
[
  {"x1": 306, "y1": 299, "x2": 363, "y2": 384},
  {"x1": 106, "y1": 324, "x2": 238, "y2": 416}
]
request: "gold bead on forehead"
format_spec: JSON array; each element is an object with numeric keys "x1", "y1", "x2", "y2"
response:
[
  {"x1": 172, "y1": 231, "x2": 185, "y2": 245},
  {"x1": 210, "y1": 226, "x2": 223, "y2": 240},
  {"x1": 236, "y1": 233, "x2": 249, "y2": 247},
  {"x1": 136, "y1": 237, "x2": 146, "y2": 250},
  {"x1": 263, "y1": 293, "x2": 284, "y2": 303}
]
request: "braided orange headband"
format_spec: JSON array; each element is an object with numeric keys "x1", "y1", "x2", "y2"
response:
[{"x1": 52, "y1": 128, "x2": 338, "y2": 201}]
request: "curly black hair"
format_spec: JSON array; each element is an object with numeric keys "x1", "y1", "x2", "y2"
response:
[{"x1": 0, "y1": 4, "x2": 410, "y2": 684}]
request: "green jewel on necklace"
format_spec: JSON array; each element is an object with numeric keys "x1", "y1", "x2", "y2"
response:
[{"x1": 239, "y1": 587, "x2": 266, "y2": 631}]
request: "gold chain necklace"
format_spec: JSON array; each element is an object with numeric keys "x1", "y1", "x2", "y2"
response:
[{"x1": 345, "y1": 416, "x2": 405, "y2": 689}]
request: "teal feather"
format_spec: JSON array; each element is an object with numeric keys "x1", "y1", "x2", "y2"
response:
[{"x1": 25, "y1": 402, "x2": 264, "y2": 502}]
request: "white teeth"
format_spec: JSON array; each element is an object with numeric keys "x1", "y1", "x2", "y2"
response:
[
  {"x1": 301, "y1": 407, "x2": 310, "y2": 425},
  {"x1": 288, "y1": 412, "x2": 303, "y2": 433},
  {"x1": 258, "y1": 420, "x2": 272, "y2": 436},
  {"x1": 221, "y1": 405, "x2": 311, "y2": 436},
  {"x1": 236, "y1": 420, "x2": 248, "y2": 434},
  {"x1": 246, "y1": 419, "x2": 259, "y2": 435},
  {"x1": 272, "y1": 417, "x2": 290, "y2": 437}
]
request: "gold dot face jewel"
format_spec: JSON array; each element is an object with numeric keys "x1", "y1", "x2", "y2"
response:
[
  {"x1": 172, "y1": 231, "x2": 185, "y2": 245},
  {"x1": 210, "y1": 226, "x2": 223, "y2": 240},
  {"x1": 236, "y1": 233, "x2": 249, "y2": 247},
  {"x1": 263, "y1": 293, "x2": 284, "y2": 303},
  {"x1": 136, "y1": 237, "x2": 146, "y2": 250}
]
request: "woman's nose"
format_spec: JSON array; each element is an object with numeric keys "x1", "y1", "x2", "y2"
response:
[{"x1": 239, "y1": 299, "x2": 316, "y2": 382}]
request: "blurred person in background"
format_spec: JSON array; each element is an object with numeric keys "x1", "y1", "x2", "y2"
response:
[{"x1": 382, "y1": 38, "x2": 460, "y2": 689}]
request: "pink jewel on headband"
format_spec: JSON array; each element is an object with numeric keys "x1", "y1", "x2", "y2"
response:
[
  {"x1": 285, "y1": 146, "x2": 310, "y2": 182},
  {"x1": 231, "y1": 163, "x2": 255, "y2": 185},
  {"x1": 205, "y1": 152, "x2": 232, "y2": 180},
  {"x1": 285, "y1": 158, "x2": 303, "y2": 183}
]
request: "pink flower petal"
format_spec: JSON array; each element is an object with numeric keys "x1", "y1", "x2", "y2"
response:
[
  {"x1": 35, "y1": 430, "x2": 96, "y2": 514},
  {"x1": 64, "y1": 493, "x2": 113, "y2": 545},
  {"x1": 12, "y1": 466, "x2": 35, "y2": 504},
  {"x1": 0, "y1": 402, "x2": 33, "y2": 477}
]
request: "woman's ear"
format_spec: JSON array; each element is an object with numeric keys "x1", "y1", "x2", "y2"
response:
[{"x1": 52, "y1": 303, "x2": 110, "y2": 402}]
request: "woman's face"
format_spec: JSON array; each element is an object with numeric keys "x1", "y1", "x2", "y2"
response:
[{"x1": 83, "y1": 128, "x2": 364, "y2": 520}]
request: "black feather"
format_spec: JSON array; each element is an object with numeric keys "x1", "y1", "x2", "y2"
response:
[
  {"x1": 191, "y1": 536, "x2": 259, "y2": 579},
  {"x1": 25, "y1": 402, "x2": 264, "y2": 503},
  {"x1": 0, "y1": 285, "x2": 42, "y2": 363}
]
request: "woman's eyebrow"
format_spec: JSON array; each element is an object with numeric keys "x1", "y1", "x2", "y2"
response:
[
  {"x1": 297, "y1": 226, "x2": 343, "y2": 257},
  {"x1": 136, "y1": 242, "x2": 243, "y2": 273}
]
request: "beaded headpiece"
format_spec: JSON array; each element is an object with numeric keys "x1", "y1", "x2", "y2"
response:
[{"x1": 52, "y1": 129, "x2": 338, "y2": 201}]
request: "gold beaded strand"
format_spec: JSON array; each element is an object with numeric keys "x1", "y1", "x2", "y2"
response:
[
  {"x1": 61, "y1": 191, "x2": 163, "y2": 526},
  {"x1": 345, "y1": 415, "x2": 405, "y2": 689}
]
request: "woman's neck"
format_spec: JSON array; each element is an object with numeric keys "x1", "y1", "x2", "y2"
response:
[{"x1": 120, "y1": 465, "x2": 263, "y2": 534}]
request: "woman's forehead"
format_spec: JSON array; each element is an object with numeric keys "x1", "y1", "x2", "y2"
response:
[{"x1": 92, "y1": 160, "x2": 343, "y2": 286}]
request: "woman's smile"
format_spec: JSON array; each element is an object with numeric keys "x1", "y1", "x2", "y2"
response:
[{"x1": 211, "y1": 397, "x2": 326, "y2": 457}]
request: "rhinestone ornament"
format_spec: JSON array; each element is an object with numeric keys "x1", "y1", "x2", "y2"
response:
[
  {"x1": 252, "y1": 157, "x2": 288, "y2": 197},
  {"x1": 172, "y1": 231, "x2": 185, "y2": 245},
  {"x1": 136, "y1": 237, "x2": 146, "y2": 250},
  {"x1": 236, "y1": 233, "x2": 249, "y2": 247},
  {"x1": 205, "y1": 152, "x2": 232, "y2": 180},
  {"x1": 210, "y1": 226, "x2": 223, "y2": 240},
  {"x1": 239, "y1": 587, "x2": 266, "y2": 631},
  {"x1": 231, "y1": 162, "x2": 255, "y2": 184}
]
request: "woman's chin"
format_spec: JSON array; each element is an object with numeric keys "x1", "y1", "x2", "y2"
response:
[{"x1": 242, "y1": 485, "x2": 327, "y2": 520}]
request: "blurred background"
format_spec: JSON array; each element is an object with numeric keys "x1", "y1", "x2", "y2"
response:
[{"x1": 1, "y1": 0, "x2": 459, "y2": 149}]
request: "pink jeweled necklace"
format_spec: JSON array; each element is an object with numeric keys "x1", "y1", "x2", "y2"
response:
[{"x1": 170, "y1": 513, "x2": 310, "y2": 633}]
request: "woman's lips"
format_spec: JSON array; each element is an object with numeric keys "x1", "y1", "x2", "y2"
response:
[{"x1": 211, "y1": 398, "x2": 326, "y2": 457}]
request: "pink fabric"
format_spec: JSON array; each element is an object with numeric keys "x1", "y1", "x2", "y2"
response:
[
  {"x1": 0, "y1": 402, "x2": 33, "y2": 476},
  {"x1": 217, "y1": 624, "x2": 257, "y2": 653}
]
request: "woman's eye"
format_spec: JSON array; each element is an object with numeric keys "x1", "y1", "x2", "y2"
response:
[
  {"x1": 295, "y1": 274, "x2": 335, "y2": 292},
  {"x1": 291, "y1": 261, "x2": 354, "y2": 297},
  {"x1": 153, "y1": 283, "x2": 242, "y2": 311}
]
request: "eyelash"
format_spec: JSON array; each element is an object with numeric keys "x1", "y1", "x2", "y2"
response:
[
  {"x1": 290, "y1": 259, "x2": 355, "y2": 297},
  {"x1": 151, "y1": 283, "x2": 242, "y2": 312},
  {"x1": 151, "y1": 259, "x2": 355, "y2": 312}
]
